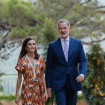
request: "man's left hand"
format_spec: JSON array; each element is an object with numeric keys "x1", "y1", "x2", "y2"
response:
[{"x1": 76, "y1": 74, "x2": 84, "y2": 82}]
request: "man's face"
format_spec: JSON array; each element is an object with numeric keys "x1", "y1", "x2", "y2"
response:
[{"x1": 58, "y1": 22, "x2": 70, "y2": 37}]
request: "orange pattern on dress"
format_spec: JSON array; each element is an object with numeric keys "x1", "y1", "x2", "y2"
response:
[{"x1": 15, "y1": 55, "x2": 46, "y2": 105}]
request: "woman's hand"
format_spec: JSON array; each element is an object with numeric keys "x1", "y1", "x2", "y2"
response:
[
  {"x1": 47, "y1": 88, "x2": 52, "y2": 98},
  {"x1": 44, "y1": 90, "x2": 48, "y2": 101},
  {"x1": 15, "y1": 95, "x2": 20, "y2": 105}
]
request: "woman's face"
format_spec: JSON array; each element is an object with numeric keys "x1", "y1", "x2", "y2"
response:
[{"x1": 26, "y1": 40, "x2": 36, "y2": 53}]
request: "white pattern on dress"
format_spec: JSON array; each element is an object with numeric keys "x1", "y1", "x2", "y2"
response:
[{"x1": 26, "y1": 54, "x2": 36, "y2": 79}]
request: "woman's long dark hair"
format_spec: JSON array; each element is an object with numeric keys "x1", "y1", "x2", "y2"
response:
[{"x1": 19, "y1": 37, "x2": 39, "y2": 59}]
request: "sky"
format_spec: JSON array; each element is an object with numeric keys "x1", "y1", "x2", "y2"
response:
[{"x1": 99, "y1": 0, "x2": 105, "y2": 5}]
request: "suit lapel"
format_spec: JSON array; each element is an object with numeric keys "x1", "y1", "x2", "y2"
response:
[
  {"x1": 55, "y1": 38, "x2": 67, "y2": 63},
  {"x1": 68, "y1": 37, "x2": 73, "y2": 62}
]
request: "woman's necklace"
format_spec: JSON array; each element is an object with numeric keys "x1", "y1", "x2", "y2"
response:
[{"x1": 26, "y1": 54, "x2": 36, "y2": 79}]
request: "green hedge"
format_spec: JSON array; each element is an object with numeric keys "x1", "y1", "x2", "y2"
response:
[{"x1": 0, "y1": 94, "x2": 21, "y2": 101}]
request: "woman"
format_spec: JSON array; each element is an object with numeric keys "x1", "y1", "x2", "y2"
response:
[{"x1": 15, "y1": 37, "x2": 48, "y2": 105}]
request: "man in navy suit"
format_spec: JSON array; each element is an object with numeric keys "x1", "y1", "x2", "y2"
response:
[{"x1": 45, "y1": 19, "x2": 87, "y2": 105}]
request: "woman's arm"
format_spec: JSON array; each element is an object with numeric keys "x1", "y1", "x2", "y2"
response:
[
  {"x1": 42, "y1": 74, "x2": 47, "y2": 92},
  {"x1": 15, "y1": 71, "x2": 22, "y2": 105},
  {"x1": 42, "y1": 74, "x2": 48, "y2": 101}
]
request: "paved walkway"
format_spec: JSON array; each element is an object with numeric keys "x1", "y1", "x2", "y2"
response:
[{"x1": 1, "y1": 99, "x2": 87, "y2": 105}]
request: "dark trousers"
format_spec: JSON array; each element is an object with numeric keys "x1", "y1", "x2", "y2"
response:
[{"x1": 55, "y1": 74, "x2": 77, "y2": 105}]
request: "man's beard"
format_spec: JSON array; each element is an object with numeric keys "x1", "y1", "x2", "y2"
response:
[{"x1": 60, "y1": 33, "x2": 69, "y2": 38}]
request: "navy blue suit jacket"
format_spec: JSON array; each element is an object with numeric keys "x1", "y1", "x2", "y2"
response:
[{"x1": 45, "y1": 37, "x2": 87, "y2": 92}]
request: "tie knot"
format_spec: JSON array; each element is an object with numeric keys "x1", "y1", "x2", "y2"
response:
[{"x1": 64, "y1": 39, "x2": 68, "y2": 42}]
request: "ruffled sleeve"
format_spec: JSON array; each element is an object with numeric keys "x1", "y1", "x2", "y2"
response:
[{"x1": 15, "y1": 59, "x2": 24, "y2": 72}]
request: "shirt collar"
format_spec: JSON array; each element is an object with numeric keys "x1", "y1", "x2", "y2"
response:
[{"x1": 60, "y1": 36, "x2": 69, "y2": 42}]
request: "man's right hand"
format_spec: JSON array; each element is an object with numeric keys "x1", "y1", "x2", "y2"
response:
[{"x1": 47, "y1": 88, "x2": 52, "y2": 98}]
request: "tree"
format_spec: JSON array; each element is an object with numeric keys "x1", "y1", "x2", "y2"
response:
[
  {"x1": 0, "y1": 0, "x2": 45, "y2": 59},
  {"x1": 83, "y1": 43, "x2": 105, "y2": 105},
  {"x1": 41, "y1": 18, "x2": 58, "y2": 44},
  {"x1": 37, "y1": 0, "x2": 105, "y2": 42},
  {"x1": 0, "y1": 0, "x2": 105, "y2": 60}
]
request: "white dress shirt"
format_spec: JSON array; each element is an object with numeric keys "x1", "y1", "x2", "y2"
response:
[{"x1": 60, "y1": 36, "x2": 70, "y2": 52}]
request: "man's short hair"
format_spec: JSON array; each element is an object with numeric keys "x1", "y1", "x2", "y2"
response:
[{"x1": 57, "y1": 19, "x2": 70, "y2": 27}]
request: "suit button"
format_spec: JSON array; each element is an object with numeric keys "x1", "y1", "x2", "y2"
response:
[{"x1": 67, "y1": 71, "x2": 69, "y2": 74}]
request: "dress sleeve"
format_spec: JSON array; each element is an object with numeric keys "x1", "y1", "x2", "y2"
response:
[
  {"x1": 15, "y1": 59, "x2": 24, "y2": 72},
  {"x1": 40, "y1": 55, "x2": 46, "y2": 70}
]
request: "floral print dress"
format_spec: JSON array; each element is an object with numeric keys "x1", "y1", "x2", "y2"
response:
[{"x1": 15, "y1": 55, "x2": 46, "y2": 105}]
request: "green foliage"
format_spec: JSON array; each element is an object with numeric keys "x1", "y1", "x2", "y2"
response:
[
  {"x1": 0, "y1": 73, "x2": 4, "y2": 92},
  {"x1": 38, "y1": 0, "x2": 105, "y2": 40},
  {"x1": 0, "y1": 73, "x2": 5, "y2": 105},
  {"x1": 37, "y1": 0, "x2": 73, "y2": 20},
  {"x1": 7, "y1": 0, "x2": 36, "y2": 26},
  {"x1": 66, "y1": 3, "x2": 103, "y2": 39},
  {"x1": 0, "y1": 0, "x2": 9, "y2": 20},
  {"x1": 35, "y1": 13, "x2": 45, "y2": 24},
  {"x1": 41, "y1": 18, "x2": 58, "y2": 59},
  {"x1": 0, "y1": 94, "x2": 21, "y2": 101},
  {"x1": 9, "y1": 25, "x2": 41, "y2": 40},
  {"x1": 83, "y1": 44, "x2": 105, "y2": 105},
  {"x1": 41, "y1": 18, "x2": 58, "y2": 45},
  {"x1": 0, "y1": 0, "x2": 46, "y2": 42},
  {"x1": 77, "y1": 94, "x2": 85, "y2": 101},
  {"x1": 45, "y1": 92, "x2": 56, "y2": 105},
  {"x1": 0, "y1": 0, "x2": 105, "y2": 42},
  {"x1": 0, "y1": 83, "x2": 3, "y2": 93}
]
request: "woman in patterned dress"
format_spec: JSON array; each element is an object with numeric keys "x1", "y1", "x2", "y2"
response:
[{"x1": 15, "y1": 37, "x2": 48, "y2": 105}]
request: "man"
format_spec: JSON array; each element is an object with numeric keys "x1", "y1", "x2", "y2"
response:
[{"x1": 45, "y1": 19, "x2": 87, "y2": 105}]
